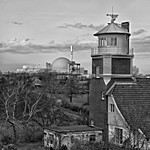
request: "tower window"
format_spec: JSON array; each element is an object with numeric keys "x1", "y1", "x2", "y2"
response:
[
  {"x1": 99, "y1": 37, "x2": 107, "y2": 47},
  {"x1": 107, "y1": 37, "x2": 117, "y2": 46},
  {"x1": 95, "y1": 66, "x2": 99, "y2": 77},
  {"x1": 90, "y1": 120, "x2": 94, "y2": 127},
  {"x1": 101, "y1": 92, "x2": 105, "y2": 100},
  {"x1": 110, "y1": 104, "x2": 115, "y2": 112}
]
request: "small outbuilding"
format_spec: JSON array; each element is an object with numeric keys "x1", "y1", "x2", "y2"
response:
[{"x1": 44, "y1": 125, "x2": 103, "y2": 150}]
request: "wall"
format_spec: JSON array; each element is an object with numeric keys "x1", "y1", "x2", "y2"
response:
[
  {"x1": 108, "y1": 95, "x2": 129, "y2": 144},
  {"x1": 89, "y1": 78, "x2": 107, "y2": 128},
  {"x1": 44, "y1": 129, "x2": 102, "y2": 150},
  {"x1": 61, "y1": 131, "x2": 102, "y2": 149}
]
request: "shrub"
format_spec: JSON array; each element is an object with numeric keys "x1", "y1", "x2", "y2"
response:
[
  {"x1": 2, "y1": 144, "x2": 17, "y2": 150},
  {"x1": 24, "y1": 125, "x2": 43, "y2": 143},
  {"x1": 60, "y1": 145, "x2": 68, "y2": 150},
  {"x1": 1, "y1": 135, "x2": 13, "y2": 145},
  {"x1": 0, "y1": 123, "x2": 13, "y2": 145}
]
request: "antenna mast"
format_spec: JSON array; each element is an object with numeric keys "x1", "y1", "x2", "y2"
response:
[{"x1": 107, "y1": 7, "x2": 118, "y2": 23}]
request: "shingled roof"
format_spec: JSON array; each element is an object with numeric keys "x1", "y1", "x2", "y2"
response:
[{"x1": 107, "y1": 78, "x2": 150, "y2": 139}]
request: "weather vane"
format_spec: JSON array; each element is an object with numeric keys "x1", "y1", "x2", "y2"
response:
[{"x1": 107, "y1": 6, "x2": 118, "y2": 23}]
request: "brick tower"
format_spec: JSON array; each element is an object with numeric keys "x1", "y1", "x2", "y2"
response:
[{"x1": 89, "y1": 14, "x2": 134, "y2": 134}]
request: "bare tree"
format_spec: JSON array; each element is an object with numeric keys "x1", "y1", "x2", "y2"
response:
[
  {"x1": 32, "y1": 71, "x2": 73, "y2": 128},
  {"x1": 0, "y1": 73, "x2": 44, "y2": 143}
]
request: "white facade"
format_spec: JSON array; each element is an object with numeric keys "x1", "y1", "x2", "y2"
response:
[
  {"x1": 107, "y1": 95, "x2": 149, "y2": 149},
  {"x1": 108, "y1": 95, "x2": 129, "y2": 145},
  {"x1": 16, "y1": 65, "x2": 43, "y2": 73},
  {"x1": 44, "y1": 128, "x2": 102, "y2": 150}
]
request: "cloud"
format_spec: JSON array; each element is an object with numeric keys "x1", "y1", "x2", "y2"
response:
[
  {"x1": 132, "y1": 35, "x2": 150, "y2": 45},
  {"x1": 132, "y1": 29, "x2": 146, "y2": 36},
  {"x1": 12, "y1": 21, "x2": 23, "y2": 25},
  {"x1": 131, "y1": 35, "x2": 150, "y2": 55},
  {"x1": 49, "y1": 40, "x2": 55, "y2": 44},
  {"x1": 59, "y1": 23, "x2": 104, "y2": 31},
  {"x1": 0, "y1": 40, "x2": 97, "y2": 54}
]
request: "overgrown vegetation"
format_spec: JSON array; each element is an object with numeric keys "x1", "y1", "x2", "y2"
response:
[{"x1": 0, "y1": 71, "x2": 89, "y2": 148}]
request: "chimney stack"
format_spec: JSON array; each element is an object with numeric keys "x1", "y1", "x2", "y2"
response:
[{"x1": 121, "y1": 22, "x2": 130, "y2": 32}]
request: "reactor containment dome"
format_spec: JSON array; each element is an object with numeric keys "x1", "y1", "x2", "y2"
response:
[{"x1": 52, "y1": 57, "x2": 70, "y2": 73}]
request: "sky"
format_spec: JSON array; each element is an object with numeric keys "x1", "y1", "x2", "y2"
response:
[{"x1": 0, "y1": 0, "x2": 150, "y2": 74}]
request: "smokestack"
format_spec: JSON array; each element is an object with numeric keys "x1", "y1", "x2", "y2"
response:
[
  {"x1": 70, "y1": 45, "x2": 73, "y2": 62},
  {"x1": 121, "y1": 22, "x2": 130, "y2": 32}
]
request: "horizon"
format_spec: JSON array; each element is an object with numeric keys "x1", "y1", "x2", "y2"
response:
[{"x1": 1, "y1": 0, "x2": 150, "y2": 74}]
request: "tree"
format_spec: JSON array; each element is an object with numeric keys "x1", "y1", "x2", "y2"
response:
[
  {"x1": 32, "y1": 71, "x2": 73, "y2": 128},
  {"x1": 0, "y1": 73, "x2": 44, "y2": 143},
  {"x1": 63, "y1": 75, "x2": 89, "y2": 103},
  {"x1": 63, "y1": 75, "x2": 80, "y2": 103}
]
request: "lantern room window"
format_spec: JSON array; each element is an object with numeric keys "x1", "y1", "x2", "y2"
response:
[
  {"x1": 99, "y1": 37, "x2": 107, "y2": 47},
  {"x1": 107, "y1": 37, "x2": 117, "y2": 46},
  {"x1": 99, "y1": 37, "x2": 117, "y2": 47}
]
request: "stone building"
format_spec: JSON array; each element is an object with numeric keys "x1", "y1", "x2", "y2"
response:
[{"x1": 44, "y1": 125, "x2": 102, "y2": 150}]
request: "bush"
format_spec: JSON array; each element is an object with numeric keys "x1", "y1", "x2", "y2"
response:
[
  {"x1": 2, "y1": 144, "x2": 17, "y2": 150},
  {"x1": 60, "y1": 145, "x2": 68, "y2": 150},
  {"x1": 24, "y1": 124, "x2": 43, "y2": 143},
  {"x1": 0, "y1": 123, "x2": 14, "y2": 145},
  {"x1": 1, "y1": 135, "x2": 13, "y2": 145},
  {"x1": 70, "y1": 139, "x2": 105, "y2": 150}
]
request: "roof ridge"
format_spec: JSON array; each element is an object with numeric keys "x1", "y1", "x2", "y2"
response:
[
  {"x1": 115, "y1": 82, "x2": 136, "y2": 85},
  {"x1": 105, "y1": 23, "x2": 111, "y2": 33},
  {"x1": 106, "y1": 82, "x2": 116, "y2": 95},
  {"x1": 113, "y1": 23, "x2": 118, "y2": 32}
]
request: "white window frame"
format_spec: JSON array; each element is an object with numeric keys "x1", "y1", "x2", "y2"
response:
[
  {"x1": 115, "y1": 127, "x2": 123, "y2": 144},
  {"x1": 99, "y1": 37, "x2": 107, "y2": 47},
  {"x1": 110, "y1": 104, "x2": 115, "y2": 112},
  {"x1": 101, "y1": 92, "x2": 105, "y2": 100}
]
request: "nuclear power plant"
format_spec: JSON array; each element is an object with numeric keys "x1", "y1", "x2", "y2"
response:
[{"x1": 17, "y1": 46, "x2": 88, "y2": 76}]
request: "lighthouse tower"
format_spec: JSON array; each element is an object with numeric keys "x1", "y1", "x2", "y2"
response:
[{"x1": 89, "y1": 14, "x2": 134, "y2": 130}]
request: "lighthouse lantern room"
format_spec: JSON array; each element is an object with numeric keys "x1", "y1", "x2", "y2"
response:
[{"x1": 91, "y1": 13, "x2": 134, "y2": 82}]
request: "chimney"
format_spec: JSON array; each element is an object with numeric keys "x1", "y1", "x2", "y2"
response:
[{"x1": 121, "y1": 22, "x2": 130, "y2": 32}]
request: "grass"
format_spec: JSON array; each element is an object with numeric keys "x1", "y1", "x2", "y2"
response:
[{"x1": 17, "y1": 143, "x2": 45, "y2": 150}]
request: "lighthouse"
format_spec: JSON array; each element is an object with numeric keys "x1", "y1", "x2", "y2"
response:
[
  {"x1": 91, "y1": 13, "x2": 133, "y2": 84},
  {"x1": 89, "y1": 14, "x2": 134, "y2": 133}
]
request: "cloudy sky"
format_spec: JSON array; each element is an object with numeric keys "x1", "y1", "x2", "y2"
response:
[{"x1": 0, "y1": 0, "x2": 150, "y2": 74}]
